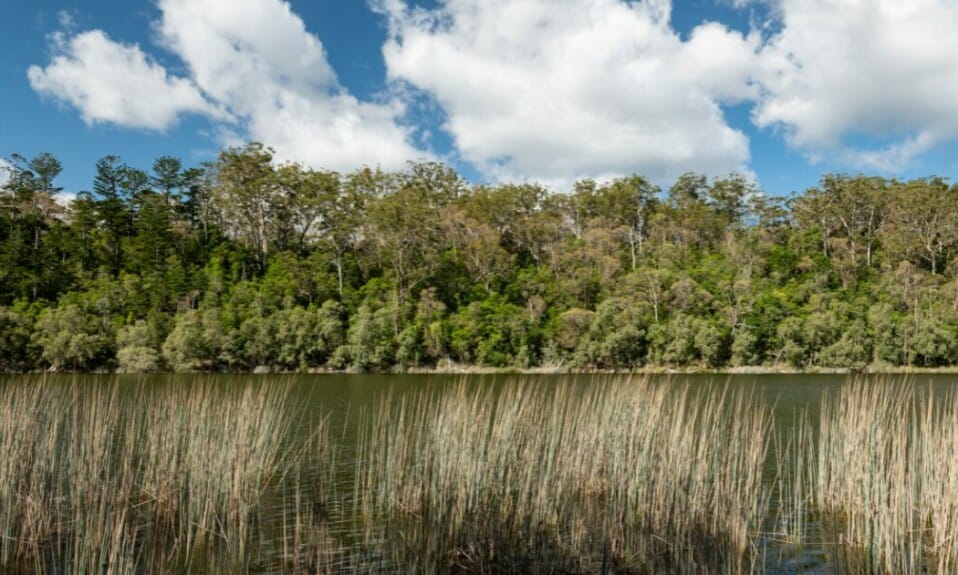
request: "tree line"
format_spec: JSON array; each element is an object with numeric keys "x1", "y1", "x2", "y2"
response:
[{"x1": 2, "y1": 143, "x2": 958, "y2": 372}]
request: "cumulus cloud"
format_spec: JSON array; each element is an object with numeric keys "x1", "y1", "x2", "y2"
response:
[
  {"x1": 28, "y1": 30, "x2": 218, "y2": 130},
  {"x1": 0, "y1": 158, "x2": 11, "y2": 187},
  {"x1": 753, "y1": 0, "x2": 958, "y2": 170},
  {"x1": 378, "y1": 0, "x2": 759, "y2": 185},
  {"x1": 26, "y1": 0, "x2": 958, "y2": 182},
  {"x1": 153, "y1": 0, "x2": 425, "y2": 171},
  {"x1": 28, "y1": 0, "x2": 426, "y2": 172}
]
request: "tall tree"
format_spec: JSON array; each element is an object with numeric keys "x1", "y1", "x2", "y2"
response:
[
  {"x1": 93, "y1": 155, "x2": 130, "y2": 275},
  {"x1": 152, "y1": 156, "x2": 183, "y2": 203},
  {"x1": 882, "y1": 178, "x2": 958, "y2": 274},
  {"x1": 210, "y1": 143, "x2": 280, "y2": 270},
  {"x1": 593, "y1": 175, "x2": 659, "y2": 270}
]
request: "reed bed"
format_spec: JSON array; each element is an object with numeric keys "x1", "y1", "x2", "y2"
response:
[
  {"x1": 813, "y1": 379, "x2": 958, "y2": 574},
  {"x1": 12, "y1": 373, "x2": 958, "y2": 574},
  {"x1": 0, "y1": 376, "x2": 333, "y2": 575},
  {"x1": 356, "y1": 377, "x2": 773, "y2": 574}
]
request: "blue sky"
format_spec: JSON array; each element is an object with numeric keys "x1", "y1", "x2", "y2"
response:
[{"x1": 4, "y1": 0, "x2": 958, "y2": 197}]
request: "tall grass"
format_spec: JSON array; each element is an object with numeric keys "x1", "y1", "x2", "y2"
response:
[
  {"x1": 814, "y1": 379, "x2": 958, "y2": 574},
  {"x1": 12, "y1": 374, "x2": 958, "y2": 574},
  {"x1": 357, "y1": 377, "x2": 773, "y2": 574},
  {"x1": 770, "y1": 411, "x2": 815, "y2": 548},
  {"x1": 0, "y1": 376, "x2": 332, "y2": 574}
]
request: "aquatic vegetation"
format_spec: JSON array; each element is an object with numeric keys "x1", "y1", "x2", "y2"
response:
[
  {"x1": 814, "y1": 380, "x2": 958, "y2": 574},
  {"x1": 358, "y1": 378, "x2": 772, "y2": 574},
  {"x1": 4, "y1": 374, "x2": 958, "y2": 574},
  {"x1": 0, "y1": 377, "x2": 332, "y2": 574}
]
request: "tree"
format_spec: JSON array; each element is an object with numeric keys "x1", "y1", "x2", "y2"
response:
[
  {"x1": 210, "y1": 143, "x2": 281, "y2": 269},
  {"x1": 275, "y1": 164, "x2": 341, "y2": 254},
  {"x1": 1, "y1": 153, "x2": 66, "y2": 300},
  {"x1": 130, "y1": 192, "x2": 174, "y2": 275},
  {"x1": 0, "y1": 302, "x2": 40, "y2": 371},
  {"x1": 365, "y1": 179, "x2": 443, "y2": 305},
  {"x1": 116, "y1": 320, "x2": 162, "y2": 372},
  {"x1": 439, "y1": 206, "x2": 511, "y2": 292},
  {"x1": 33, "y1": 303, "x2": 111, "y2": 371},
  {"x1": 162, "y1": 307, "x2": 224, "y2": 372},
  {"x1": 152, "y1": 156, "x2": 183, "y2": 203},
  {"x1": 883, "y1": 178, "x2": 958, "y2": 274},
  {"x1": 335, "y1": 300, "x2": 399, "y2": 371},
  {"x1": 706, "y1": 174, "x2": 753, "y2": 228},
  {"x1": 592, "y1": 175, "x2": 659, "y2": 270}
]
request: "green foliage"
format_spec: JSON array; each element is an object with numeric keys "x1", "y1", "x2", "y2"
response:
[
  {"x1": 272, "y1": 301, "x2": 344, "y2": 370},
  {"x1": 0, "y1": 301, "x2": 40, "y2": 371},
  {"x1": 162, "y1": 309, "x2": 223, "y2": 372},
  {"x1": 33, "y1": 303, "x2": 111, "y2": 371},
  {"x1": 5, "y1": 147, "x2": 958, "y2": 371},
  {"x1": 907, "y1": 319, "x2": 957, "y2": 367},
  {"x1": 336, "y1": 301, "x2": 399, "y2": 371},
  {"x1": 116, "y1": 320, "x2": 162, "y2": 373},
  {"x1": 730, "y1": 328, "x2": 760, "y2": 367}
]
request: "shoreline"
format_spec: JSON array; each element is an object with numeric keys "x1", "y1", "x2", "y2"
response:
[
  {"x1": 12, "y1": 365, "x2": 958, "y2": 376},
  {"x1": 148, "y1": 365, "x2": 958, "y2": 375},
  {"x1": 400, "y1": 365, "x2": 958, "y2": 376}
]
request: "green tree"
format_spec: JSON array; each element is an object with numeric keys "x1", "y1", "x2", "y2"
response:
[
  {"x1": 592, "y1": 175, "x2": 659, "y2": 270},
  {"x1": 116, "y1": 320, "x2": 162, "y2": 372},
  {"x1": 883, "y1": 178, "x2": 958, "y2": 274},
  {"x1": 0, "y1": 301, "x2": 40, "y2": 371},
  {"x1": 162, "y1": 308, "x2": 223, "y2": 372},
  {"x1": 210, "y1": 143, "x2": 281, "y2": 269},
  {"x1": 33, "y1": 303, "x2": 111, "y2": 371}
]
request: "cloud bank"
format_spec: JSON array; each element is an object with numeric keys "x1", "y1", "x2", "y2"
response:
[
  {"x1": 27, "y1": 29, "x2": 218, "y2": 131},
  {"x1": 378, "y1": 0, "x2": 759, "y2": 184},
  {"x1": 753, "y1": 0, "x2": 958, "y2": 171},
  {"x1": 29, "y1": 0, "x2": 425, "y2": 172},
  {"x1": 26, "y1": 0, "x2": 958, "y2": 183}
]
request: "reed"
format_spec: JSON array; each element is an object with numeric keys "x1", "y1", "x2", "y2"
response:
[
  {"x1": 813, "y1": 379, "x2": 958, "y2": 574},
  {"x1": 356, "y1": 377, "x2": 773, "y2": 574},
  {"x1": 0, "y1": 376, "x2": 330, "y2": 574},
  {"x1": 770, "y1": 412, "x2": 815, "y2": 547}
]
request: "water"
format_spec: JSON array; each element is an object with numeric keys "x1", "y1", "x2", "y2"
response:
[{"x1": 4, "y1": 372, "x2": 958, "y2": 574}]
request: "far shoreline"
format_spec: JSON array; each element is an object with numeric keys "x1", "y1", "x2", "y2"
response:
[
  {"x1": 12, "y1": 365, "x2": 958, "y2": 376},
  {"x1": 399, "y1": 365, "x2": 958, "y2": 376}
]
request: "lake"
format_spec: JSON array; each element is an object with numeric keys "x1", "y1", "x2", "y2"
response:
[{"x1": 2, "y1": 372, "x2": 958, "y2": 574}]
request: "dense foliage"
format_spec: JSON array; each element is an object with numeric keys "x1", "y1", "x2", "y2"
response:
[{"x1": 3, "y1": 145, "x2": 958, "y2": 372}]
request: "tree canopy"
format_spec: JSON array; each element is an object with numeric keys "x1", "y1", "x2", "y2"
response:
[{"x1": 2, "y1": 144, "x2": 958, "y2": 372}]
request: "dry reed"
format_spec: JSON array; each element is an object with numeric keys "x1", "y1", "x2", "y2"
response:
[
  {"x1": 356, "y1": 376, "x2": 773, "y2": 574},
  {"x1": 0, "y1": 376, "x2": 331, "y2": 574},
  {"x1": 10, "y1": 373, "x2": 958, "y2": 574},
  {"x1": 814, "y1": 379, "x2": 958, "y2": 574}
]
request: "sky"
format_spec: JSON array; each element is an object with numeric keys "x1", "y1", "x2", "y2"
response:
[{"x1": 4, "y1": 0, "x2": 958, "y2": 198}]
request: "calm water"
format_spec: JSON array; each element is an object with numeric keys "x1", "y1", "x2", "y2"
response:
[{"x1": 6, "y1": 372, "x2": 958, "y2": 574}]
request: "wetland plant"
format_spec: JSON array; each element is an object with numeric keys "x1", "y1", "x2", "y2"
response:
[
  {"x1": 357, "y1": 377, "x2": 773, "y2": 574},
  {"x1": 815, "y1": 380, "x2": 958, "y2": 574},
  {"x1": 0, "y1": 377, "x2": 332, "y2": 574}
]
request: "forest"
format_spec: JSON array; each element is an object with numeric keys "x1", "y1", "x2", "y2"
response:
[{"x1": 1, "y1": 143, "x2": 957, "y2": 373}]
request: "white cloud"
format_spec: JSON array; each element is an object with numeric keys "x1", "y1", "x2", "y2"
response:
[
  {"x1": 0, "y1": 158, "x2": 11, "y2": 187},
  {"x1": 27, "y1": 0, "x2": 426, "y2": 172},
  {"x1": 753, "y1": 0, "x2": 958, "y2": 170},
  {"x1": 28, "y1": 30, "x2": 218, "y2": 131},
  {"x1": 154, "y1": 0, "x2": 426, "y2": 172},
  {"x1": 27, "y1": 0, "x2": 958, "y2": 182},
  {"x1": 379, "y1": 0, "x2": 759, "y2": 186}
]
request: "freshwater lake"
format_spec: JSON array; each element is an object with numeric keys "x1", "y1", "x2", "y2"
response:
[{"x1": 4, "y1": 372, "x2": 957, "y2": 574}]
